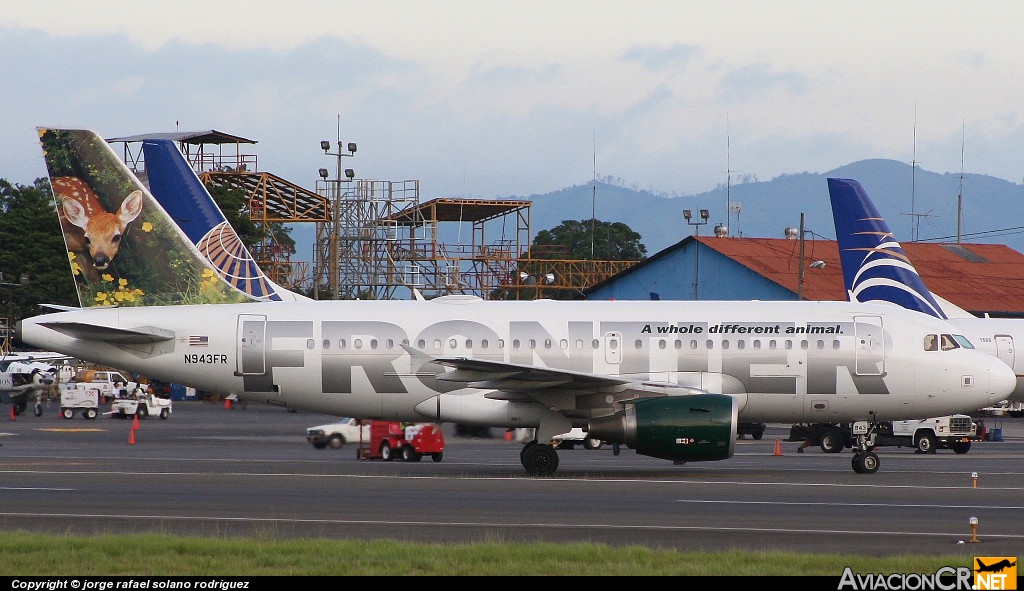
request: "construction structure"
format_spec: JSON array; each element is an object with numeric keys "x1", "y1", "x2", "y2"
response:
[{"x1": 109, "y1": 130, "x2": 635, "y2": 300}]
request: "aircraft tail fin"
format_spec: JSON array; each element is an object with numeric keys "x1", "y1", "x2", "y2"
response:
[
  {"x1": 827, "y1": 177, "x2": 947, "y2": 319},
  {"x1": 38, "y1": 128, "x2": 257, "y2": 308},
  {"x1": 141, "y1": 138, "x2": 310, "y2": 302}
]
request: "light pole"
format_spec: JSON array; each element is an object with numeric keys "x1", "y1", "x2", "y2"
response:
[
  {"x1": 684, "y1": 209, "x2": 710, "y2": 299},
  {"x1": 795, "y1": 213, "x2": 826, "y2": 300},
  {"x1": 318, "y1": 137, "x2": 356, "y2": 300}
]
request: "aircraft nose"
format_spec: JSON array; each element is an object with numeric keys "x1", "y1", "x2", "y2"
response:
[{"x1": 988, "y1": 358, "x2": 1018, "y2": 405}]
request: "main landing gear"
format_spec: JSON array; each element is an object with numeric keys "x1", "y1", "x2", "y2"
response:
[{"x1": 520, "y1": 441, "x2": 559, "y2": 476}]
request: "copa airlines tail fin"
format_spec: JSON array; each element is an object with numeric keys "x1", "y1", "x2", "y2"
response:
[
  {"x1": 140, "y1": 138, "x2": 310, "y2": 302},
  {"x1": 827, "y1": 177, "x2": 948, "y2": 319},
  {"x1": 38, "y1": 128, "x2": 256, "y2": 308}
]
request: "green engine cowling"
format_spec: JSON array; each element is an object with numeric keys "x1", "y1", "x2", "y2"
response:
[{"x1": 588, "y1": 394, "x2": 737, "y2": 463}]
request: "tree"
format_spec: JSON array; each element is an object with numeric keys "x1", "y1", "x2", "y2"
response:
[
  {"x1": 0, "y1": 178, "x2": 79, "y2": 328},
  {"x1": 492, "y1": 219, "x2": 646, "y2": 300},
  {"x1": 530, "y1": 219, "x2": 646, "y2": 261}
]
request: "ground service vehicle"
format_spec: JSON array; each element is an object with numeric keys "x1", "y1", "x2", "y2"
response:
[
  {"x1": 59, "y1": 387, "x2": 99, "y2": 419},
  {"x1": 110, "y1": 389, "x2": 173, "y2": 419},
  {"x1": 806, "y1": 415, "x2": 975, "y2": 454},
  {"x1": 357, "y1": 421, "x2": 444, "y2": 462},
  {"x1": 61, "y1": 369, "x2": 135, "y2": 405},
  {"x1": 306, "y1": 418, "x2": 369, "y2": 449}
]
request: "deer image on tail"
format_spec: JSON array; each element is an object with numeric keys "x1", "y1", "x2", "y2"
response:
[{"x1": 53, "y1": 177, "x2": 144, "y2": 282}]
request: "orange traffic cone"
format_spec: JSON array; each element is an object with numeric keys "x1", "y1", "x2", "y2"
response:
[
  {"x1": 504, "y1": 429, "x2": 513, "y2": 441},
  {"x1": 773, "y1": 437, "x2": 783, "y2": 456},
  {"x1": 8, "y1": 406, "x2": 16, "y2": 421},
  {"x1": 131, "y1": 414, "x2": 140, "y2": 431},
  {"x1": 224, "y1": 397, "x2": 232, "y2": 410},
  {"x1": 128, "y1": 428, "x2": 136, "y2": 445}
]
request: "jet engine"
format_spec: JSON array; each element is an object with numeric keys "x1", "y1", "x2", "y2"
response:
[{"x1": 588, "y1": 394, "x2": 737, "y2": 463}]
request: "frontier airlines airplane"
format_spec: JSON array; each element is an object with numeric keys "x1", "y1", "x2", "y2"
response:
[{"x1": 17, "y1": 128, "x2": 1015, "y2": 476}]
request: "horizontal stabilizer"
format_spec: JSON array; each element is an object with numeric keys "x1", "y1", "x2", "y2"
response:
[{"x1": 37, "y1": 322, "x2": 175, "y2": 344}]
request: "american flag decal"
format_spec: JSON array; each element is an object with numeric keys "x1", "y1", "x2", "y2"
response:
[{"x1": 189, "y1": 336, "x2": 209, "y2": 347}]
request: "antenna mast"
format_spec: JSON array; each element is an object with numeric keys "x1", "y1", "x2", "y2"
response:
[
  {"x1": 725, "y1": 114, "x2": 731, "y2": 237},
  {"x1": 957, "y1": 122, "x2": 965, "y2": 244},
  {"x1": 911, "y1": 106, "x2": 918, "y2": 241},
  {"x1": 591, "y1": 132, "x2": 596, "y2": 261}
]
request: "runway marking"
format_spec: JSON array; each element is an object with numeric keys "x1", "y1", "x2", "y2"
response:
[
  {"x1": 34, "y1": 428, "x2": 107, "y2": 432},
  {"x1": 676, "y1": 499, "x2": 1024, "y2": 510},
  {"x1": 0, "y1": 487, "x2": 73, "y2": 491}
]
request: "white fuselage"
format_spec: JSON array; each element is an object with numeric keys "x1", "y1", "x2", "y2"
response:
[{"x1": 17, "y1": 298, "x2": 1014, "y2": 429}]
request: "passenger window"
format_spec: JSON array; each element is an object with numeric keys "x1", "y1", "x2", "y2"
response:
[
  {"x1": 924, "y1": 334, "x2": 937, "y2": 351},
  {"x1": 658, "y1": 339, "x2": 667, "y2": 350},
  {"x1": 481, "y1": 339, "x2": 489, "y2": 349},
  {"x1": 322, "y1": 339, "x2": 330, "y2": 349},
  {"x1": 634, "y1": 339, "x2": 643, "y2": 349},
  {"x1": 306, "y1": 339, "x2": 315, "y2": 350},
  {"x1": 832, "y1": 339, "x2": 840, "y2": 350}
]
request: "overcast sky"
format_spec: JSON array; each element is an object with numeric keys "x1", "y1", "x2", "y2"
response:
[{"x1": 4, "y1": 1, "x2": 1024, "y2": 203}]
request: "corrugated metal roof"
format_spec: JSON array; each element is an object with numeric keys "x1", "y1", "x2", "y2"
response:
[
  {"x1": 106, "y1": 130, "x2": 257, "y2": 145},
  {"x1": 697, "y1": 237, "x2": 1024, "y2": 315}
]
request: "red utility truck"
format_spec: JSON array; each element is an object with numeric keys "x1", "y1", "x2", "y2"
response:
[{"x1": 357, "y1": 421, "x2": 444, "y2": 462}]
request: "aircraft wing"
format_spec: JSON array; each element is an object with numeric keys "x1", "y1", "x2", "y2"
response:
[
  {"x1": 36, "y1": 321, "x2": 175, "y2": 345},
  {"x1": 432, "y1": 356, "x2": 707, "y2": 405}
]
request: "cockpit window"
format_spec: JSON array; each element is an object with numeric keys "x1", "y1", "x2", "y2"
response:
[
  {"x1": 940, "y1": 334, "x2": 959, "y2": 351},
  {"x1": 923, "y1": 334, "x2": 937, "y2": 351},
  {"x1": 952, "y1": 334, "x2": 975, "y2": 349}
]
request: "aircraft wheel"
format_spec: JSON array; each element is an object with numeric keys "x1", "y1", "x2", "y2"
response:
[
  {"x1": 520, "y1": 441, "x2": 536, "y2": 462},
  {"x1": 820, "y1": 430, "x2": 845, "y2": 454},
  {"x1": 521, "y1": 443, "x2": 559, "y2": 476},
  {"x1": 61, "y1": 408, "x2": 74, "y2": 420},
  {"x1": 852, "y1": 452, "x2": 880, "y2": 474},
  {"x1": 915, "y1": 432, "x2": 937, "y2": 454},
  {"x1": 380, "y1": 442, "x2": 394, "y2": 461}
]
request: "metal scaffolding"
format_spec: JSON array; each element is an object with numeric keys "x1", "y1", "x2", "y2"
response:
[{"x1": 110, "y1": 129, "x2": 635, "y2": 301}]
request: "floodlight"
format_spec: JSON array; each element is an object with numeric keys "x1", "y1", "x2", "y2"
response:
[
  {"x1": 318, "y1": 168, "x2": 329, "y2": 179},
  {"x1": 320, "y1": 140, "x2": 331, "y2": 152}
]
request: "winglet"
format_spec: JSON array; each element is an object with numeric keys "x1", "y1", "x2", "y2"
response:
[{"x1": 827, "y1": 178, "x2": 947, "y2": 319}]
